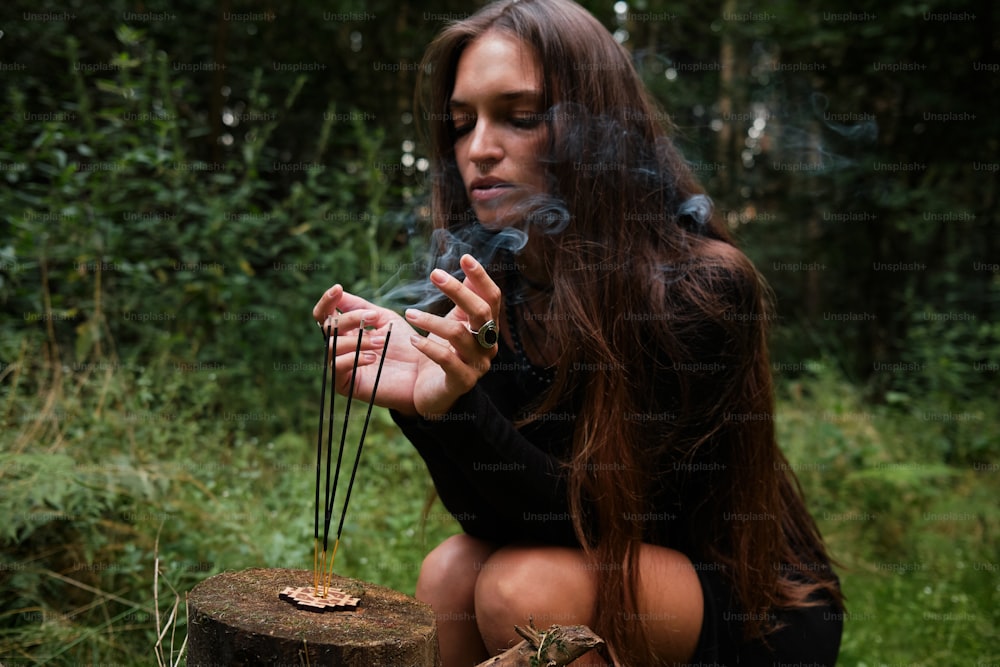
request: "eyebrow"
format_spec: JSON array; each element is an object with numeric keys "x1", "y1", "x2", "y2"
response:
[{"x1": 448, "y1": 90, "x2": 543, "y2": 109}]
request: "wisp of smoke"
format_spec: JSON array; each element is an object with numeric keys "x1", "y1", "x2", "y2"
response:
[
  {"x1": 374, "y1": 217, "x2": 530, "y2": 313},
  {"x1": 677, "y1": 193, "x2": 713, "y2": 227},
  {"x1": 810, "y1": 92, "x2": 878, "y2": 143}
]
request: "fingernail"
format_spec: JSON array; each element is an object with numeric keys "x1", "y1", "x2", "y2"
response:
[
  {"x1": 409, "y1": 334, "x2": 423, "y2": 346},
  {"x1": 405, "y1": 309, "x2": 419, "y2": 321},
  {"x1": 430, "y1": 269, "x2": 449, "y2": 285},
  {"x1": 369, "y1": 335, "x2": 385, "y2": 346},
  {"x1": 363, "y1": 352, "x2": 377, "y2": 362}
]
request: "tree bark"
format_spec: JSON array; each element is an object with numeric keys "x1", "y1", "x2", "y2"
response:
[{"x1": 186, "y1": 568, "x2": 439, "y2": 666}]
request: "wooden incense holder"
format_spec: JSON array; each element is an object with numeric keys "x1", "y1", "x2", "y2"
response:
[
  {"x1": 186, "y1": 568, "x2": 439, "y2": 666},
  {"x1": 278, "y1": 584, "x2": 360, "y2": 612}
]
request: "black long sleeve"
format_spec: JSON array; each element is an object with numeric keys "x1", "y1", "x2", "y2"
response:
[{"x1": 391, "y1": 343, "x2": 580, "y2": 545}]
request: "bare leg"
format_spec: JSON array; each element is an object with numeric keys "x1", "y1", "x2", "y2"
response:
[
  {"x1": 416, "y1": 534, "x2": 498, "y2": 667},
  {"x1": 473, "y1": 543, "x2": 703, "y2": 666}
]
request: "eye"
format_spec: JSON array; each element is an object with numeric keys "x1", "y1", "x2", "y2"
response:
[
  {"x1": 451, "y1": 112, "x2": 475, "y2": 137},
  {"x1": 511, "y1": 111, "x2": 545, "y2": 129}
]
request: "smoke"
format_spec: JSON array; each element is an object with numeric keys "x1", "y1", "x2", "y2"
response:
[
  {"x1": 810, "y1": 92, "x2": 878, "y2": 143},
  {"x1": 373, "y1": 215, "x2": 531, "y2": 313},
  {"x1": 774, "y1": 125, "x2": 859, "y2": 172},
  {"x1": 677, "y1": 194, "x2": 713, "y2": 227},
  {"x1": 764, "y1": 92, "x2": 878, "y2": 174}
]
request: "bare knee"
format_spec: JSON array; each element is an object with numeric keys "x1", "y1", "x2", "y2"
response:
[
  {"x1": 417, "y1": 535, "x2": 498, "y2": 666},
  {"x1": 634, "y1": 544, "x2": 703, "y2": 663},
  {"x1": 474, "y1": 546, "x2": 597, "y2": 653},
  {"x1": 416, "y1": 534, "x2": 496, "y2": 610},
  {"x1": 473, "y1": 544, "x2": 702, "y2": 664}
]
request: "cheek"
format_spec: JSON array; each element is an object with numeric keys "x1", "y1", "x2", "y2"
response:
[
  {"x1": 453, "y1": 140, "x2": 473, "y2": 183},
  {"x1": 525, "y1": 135, "x2": 549, "y2": 183},
  {"x1": 453, "y1": 137, "x2": 469, "y2": 164}
]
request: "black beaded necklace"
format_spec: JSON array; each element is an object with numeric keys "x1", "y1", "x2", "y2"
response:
[{"x1": 505, "y1": 283, "x2": 555, "y2": 387}]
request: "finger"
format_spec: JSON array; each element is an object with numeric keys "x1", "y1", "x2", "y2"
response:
[
  {"x1": 330, "y1": 328, "x2": 386, "y2": 356},
  {"x1": 405, "y1": 308, "x2": 485, "y2": 361},
  {"x1": 336, "y1": 291, "x2": 383, "y2": 315},
  {"x1": 313, "y1": 284, "x2": 344, "y2": 324},
  {"x1": 333, "y1": 349, "x2": 377, "y2": 376},
  {"x1": 333, "y1": 350, "x2": 378, "y2": 397},
  {"x1": 321, "y1": 316, "x2": 386, "y2": 372},
  {"x1": 313, "y1": 286, "x2": 384, "y2": 326},
  {"x1": 408, "y1": 334, "x2": 479, "y2": 387},
  {"x1": 459, "y1": 254, "x2": 502, "y2": 315},
  {"x1": 321, "y1": 308, "x2": 379, "y2": 334},
  {"x1": 429, "y1": 265, "x2": 497, "y2": 328}
]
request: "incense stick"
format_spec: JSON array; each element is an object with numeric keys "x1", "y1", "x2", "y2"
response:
[
  {"x1": 322, "y1": 323, "x2": 363, "y2": 547},
  {"x1": 325, "y1": 324, "x2": 393, "y2": 588},
  {"x1": 319, "y1": 321, "x2": 342, "y2": 588},
  {"x1": 317, "y1": 322, "x2": 364, "y2": 596},
  {"x1": 309, "y1": 317, "x2": 392, "y2": 597},
  {"x1": 313, "y1": 322, "x2": 334, "y2": 590},
  {"x1": 326, "y1": 323, "x2": 364, "y2": 541}
]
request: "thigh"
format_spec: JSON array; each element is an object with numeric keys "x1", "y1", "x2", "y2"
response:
[
  {"x1": 416, "y1": 533, "x2": 497, "y2": 606},
  {"x1": 475, "y1": 544, "x2": 598, "y2": 630},
  {"x1": 474, "y1": 543, "x2": 703, "y2": 664},
  {"x1": 633, "y1": 543, "x2": 704, "y2": 663}
]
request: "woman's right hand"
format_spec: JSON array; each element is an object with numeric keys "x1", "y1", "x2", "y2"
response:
[{"x1": 312, "y1": 285, "x2": 421, "y2": 417}]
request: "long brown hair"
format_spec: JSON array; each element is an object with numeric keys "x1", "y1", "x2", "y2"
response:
[{"x1": 417, "y1": 1, "x2": 843, "y2": 663}]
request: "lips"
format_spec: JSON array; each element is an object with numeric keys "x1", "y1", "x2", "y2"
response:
[{"x1": 469, "y1": 177, "x2": 514, "y2": 202}]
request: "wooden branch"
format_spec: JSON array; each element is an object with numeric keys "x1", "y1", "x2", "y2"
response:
[{"x1": 475, "y1": 622, "x2": 605, "y2": 667}]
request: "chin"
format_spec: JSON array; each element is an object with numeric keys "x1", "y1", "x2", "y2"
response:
[
  {"x1": 473, "y1": 206, "x2": 512, "y2": 229},
  {"x1": 473, "y1": 196, "x2": 536, "y2": 230}
]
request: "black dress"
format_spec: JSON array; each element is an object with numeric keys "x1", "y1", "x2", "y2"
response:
[{"x1": 391, "y1": 336, "x2": 843, "y2": 665}]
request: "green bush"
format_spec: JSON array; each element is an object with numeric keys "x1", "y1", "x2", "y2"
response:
[
  {"x1": 1, "y1": 21, "x2": 444, "y2": 665},
  {"x1": 3, "y1": 23, "x2": 420, "y2": 424},
  {"x1": 775, "y1": 361, "x2": 999, "y2": 665}
]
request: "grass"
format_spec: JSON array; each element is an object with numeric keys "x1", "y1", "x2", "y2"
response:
[
  {"x1": 0, "y1": 329, "x2": 459, "y2": 665},
  {"x1": 775, "y1": 364, "x2": 1000, "y2": 666},
  {"x1": 1, "y1": 337, "x2": 997, "y2": 665}
]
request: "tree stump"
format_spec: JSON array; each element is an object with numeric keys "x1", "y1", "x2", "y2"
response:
[{"x1": 186, "y1": 568, "x2": 439, "y2": 666}]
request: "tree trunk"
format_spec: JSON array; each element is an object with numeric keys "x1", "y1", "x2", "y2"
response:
[
  {"x1": 186, "y1": 568, "x2": 439, "y2": 666},
  {"x1": 716, "y1": 0, "x2": 738, "y2": 196}
]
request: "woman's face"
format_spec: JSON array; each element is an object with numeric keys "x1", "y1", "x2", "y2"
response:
[{"x1": 449, "y1": 32, "x2": 549, "y2": 227}]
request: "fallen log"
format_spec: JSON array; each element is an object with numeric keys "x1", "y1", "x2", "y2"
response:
[{"x1": 475, "y1": 622, "x2": 605, "y2": 667}]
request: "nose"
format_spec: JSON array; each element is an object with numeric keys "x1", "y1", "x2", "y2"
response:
[{"x1": 466, "y1": 119, "x2": 503, "y2": 166}]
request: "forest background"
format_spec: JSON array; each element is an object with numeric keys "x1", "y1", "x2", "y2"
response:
[{"x1": 1, "y1": 0, "x2": 997, "y2": 664}]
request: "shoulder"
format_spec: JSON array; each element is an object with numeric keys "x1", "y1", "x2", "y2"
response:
[
  {"x1": 694, "y1": 238, "x2": 759, "y2": 285},
  {"x1": 648, "y1": 237, "x2": 772, "y2": 370},
  {"x1": 659, "y1": 238, "x2": 767, "y2": 318}
]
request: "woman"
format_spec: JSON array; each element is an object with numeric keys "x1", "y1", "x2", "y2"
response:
[{"x1": 312, "y1": 0, "x2": 844, "y2": 664}]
